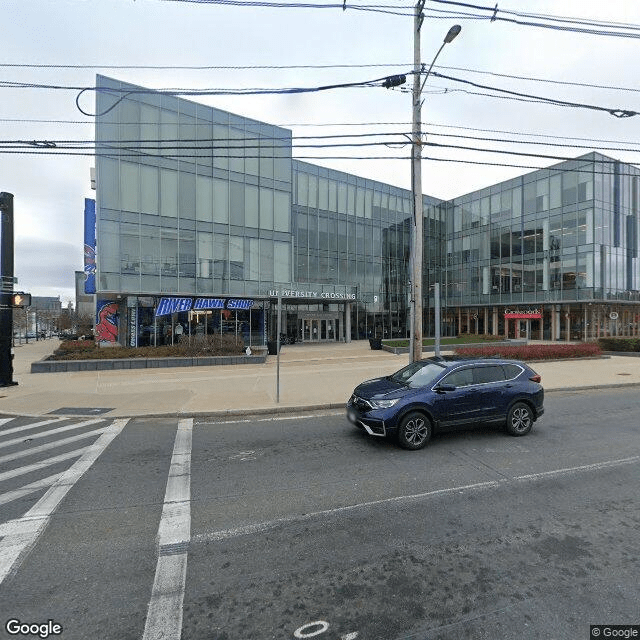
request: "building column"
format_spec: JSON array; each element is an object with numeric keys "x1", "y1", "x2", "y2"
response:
[
  {"x1": 565, "y1": 307, "x2": 571, "y2": 342},
  {"x1": 493, "y1": 307, "x2": 498, "y2": 336},
  {"x1": 540, "y1": 306, "x2": 544, "y2": 340},
  {"x1": 484, "y1": 307, "x2": 489, "y2": 335},
  {"x1": 458, "y1": 307, "x2": 462, "y2": 335},
  {"x1": 504, "y1": 313, "x2": 509, "y2": 339},
  {"x1": 345, "y1": 303, "x2": 351, "y2": 343}
]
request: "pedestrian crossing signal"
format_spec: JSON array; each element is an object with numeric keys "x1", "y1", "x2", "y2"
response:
[{"x1": 10, "y1": 292, "x2": 31, "y2": 308}]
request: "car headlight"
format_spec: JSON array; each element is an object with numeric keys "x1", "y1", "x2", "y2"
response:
[{"x1": 370, "y1": 398, "x2": 400, "y2": 409}]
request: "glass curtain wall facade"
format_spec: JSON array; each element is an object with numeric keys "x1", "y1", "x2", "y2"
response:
[{"x1": 93, "y1": 76, "x2": 640, "y2": 346}]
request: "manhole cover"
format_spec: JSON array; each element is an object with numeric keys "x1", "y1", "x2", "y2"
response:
[{"x1": 48, "y1": 407, "x2": 114, "y2": 415}]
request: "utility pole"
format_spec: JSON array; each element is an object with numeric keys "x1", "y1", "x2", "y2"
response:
[
  {"x1": 0, "y1": 192, "x2": 17, "y2": 386},
  {"x1": 410, "y1": 0, "x2": 425, "y2": 364},
  {"x1": 410, "y1": 14, "x2": 461, "y2": 364}
]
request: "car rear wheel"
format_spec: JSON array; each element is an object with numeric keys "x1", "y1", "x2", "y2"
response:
[
  {"x1": 397, "y1": 411, "x2": 432, "y2": 450},
  {"x1": 506, "y1": 402, "x2": 533, "y2": 436}
]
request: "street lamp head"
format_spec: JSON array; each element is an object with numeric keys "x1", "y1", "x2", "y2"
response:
[{"x1": 444, "y1": 24, "x2": 461, "y2": 44}]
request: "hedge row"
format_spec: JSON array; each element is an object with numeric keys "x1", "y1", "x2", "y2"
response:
[
  {"x1": 454, "y1": 342, "x2": 603, "y2": 361},
  {"x1": 597, "y1": 338, "x2": 640, "y2": 352},
  {"x1": 49, "y1": 334, "x2": 245, "y2": 360}
]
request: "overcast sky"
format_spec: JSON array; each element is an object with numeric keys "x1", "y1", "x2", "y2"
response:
[{"x1": 2, "y1": 0, "x2": 640, "y2": 304}]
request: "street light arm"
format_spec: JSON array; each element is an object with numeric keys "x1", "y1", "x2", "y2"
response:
[{"x1": 419, "y1": 41, "x2": 447, "y2": 97}]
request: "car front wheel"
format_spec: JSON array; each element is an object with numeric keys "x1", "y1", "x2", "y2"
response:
[
  {"x1": 506, "y1": 402, "x2": 533, "y2": 436},
  {"x1": 397, "y1": 411, "x2": 432, "y2": 450}
]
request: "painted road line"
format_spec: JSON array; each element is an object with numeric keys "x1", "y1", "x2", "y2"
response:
[
  {"x1": 0, "y1": 417, "x2": 64, "y2": 437},
  {"x1": 142, "y1": 418, "x2": 193, "y2": 640},
  {"x1": 0, "y1": 472, "x2": 63, "y2": 507},
  {"x1": 0, "y1": 419, "x2": 129, "y2": 585},
  {"x1": 0, "y1": 419, "x2": 103, "y2": 450},
  {"x1": 0, "y1": 448, "x2": 90, "y2": 483},
  {"x1": 193, "y1": 454, "x2": 640, "y2": 545},
  {"x1": 0, "y1": 427, "x2": 106, "y2": 465},
  {"x1": 0, "y1": 418, "x2": 13, "y2": 428}
]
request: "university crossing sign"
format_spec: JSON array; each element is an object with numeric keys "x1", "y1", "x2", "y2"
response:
[{"x1": 155, "y1": 297, "x2": 255, "y2": 317}]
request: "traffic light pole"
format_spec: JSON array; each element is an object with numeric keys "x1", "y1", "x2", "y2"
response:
[{"x1": 0, "y1": 192, "x2": 17, "y2": 386}]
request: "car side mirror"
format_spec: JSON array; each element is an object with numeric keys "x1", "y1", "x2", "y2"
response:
[{"x1": 435, "y1": 384, "x2": 456, "y2": 393}]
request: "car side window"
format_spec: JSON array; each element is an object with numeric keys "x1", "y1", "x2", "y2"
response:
[
  {"x1": 502, "y1": 364, "x2": 523, "y2": 380},
  {"x1": 441, "y1": 367, "x2": 474, "y2": 388},
  {"x1": 473, "y1": 365, "x2": 506, "y2": 385}
]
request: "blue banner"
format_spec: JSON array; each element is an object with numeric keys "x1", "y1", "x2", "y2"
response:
[{"x1": 83, "y1": 198, "x2": 96, "y2": 294}]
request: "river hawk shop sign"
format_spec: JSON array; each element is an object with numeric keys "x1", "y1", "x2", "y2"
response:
[
  {"x1": 504, "y1": 308, "x2": 542, "y2": 319},
  {"x1": 155, "y1": 297, "x2": 255, "y2": 317}
]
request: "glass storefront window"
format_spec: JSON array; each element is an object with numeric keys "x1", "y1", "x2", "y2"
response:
[
  {"x1": 196, "y1": 175, "x2": 213, "y2": 222},
  {"x1": 160, "y1": 169, "x2": 178, "y2": 218}
]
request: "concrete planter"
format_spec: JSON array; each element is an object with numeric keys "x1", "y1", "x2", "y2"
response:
[{"x1": 31, "y1": 353, "x2": 266, "y2": 373}]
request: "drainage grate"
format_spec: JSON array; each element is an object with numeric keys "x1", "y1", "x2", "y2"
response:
[
  {"x1": 159, "y1": 541, "x2": 189, "y2": 556},
  {"x1": 48, "y1": 407, "x2": 114, "y2": 415}
]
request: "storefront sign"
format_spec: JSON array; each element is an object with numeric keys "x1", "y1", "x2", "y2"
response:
[
  {"x1": 504, "y1": 308, "x2": 542, "y2": 319},
  {"x1": 129, "y1": 307, "x2": 138, "y2": 347},
  {"x1": 155, "y1": 297, "x2": 254, "y2": 317},
  {"x1": 268, "y1": 289, "x2": 356, "y2": 300}
]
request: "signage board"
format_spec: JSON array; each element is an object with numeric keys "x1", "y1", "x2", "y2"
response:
[{"x1": 155, "y1": 297, "x2": 255, "y2": 317}]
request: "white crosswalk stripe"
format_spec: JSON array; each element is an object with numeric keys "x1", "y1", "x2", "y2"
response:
[
  {"x1": 0, "y1": 472, "x2": 64, "y2": 507},
  {"x1": 0, "y1": 417, "x2": 64, "y2": 437},
  {"x1": 0, "y1": 418, "x2": 129, "y2": 585},
  {"x1": 0, "y1": 427, "x2": 106, "y2": 465},
  {"x1": 0, "y1": 418, "x2": 103, "y2": 450}
]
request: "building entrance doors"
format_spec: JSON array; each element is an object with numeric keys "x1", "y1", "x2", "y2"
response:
[{"x1": 298, "y1": 316, "x2": 340, "y2": 342}]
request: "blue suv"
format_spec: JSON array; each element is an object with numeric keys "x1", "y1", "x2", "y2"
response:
[{"x1": 347, "y1": 357, "x2": 544, "y2": 450}]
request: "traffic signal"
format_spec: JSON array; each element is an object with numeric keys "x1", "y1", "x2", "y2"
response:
[{"x1": 10, "y1": 292, "x2": 31, "y2": 308}]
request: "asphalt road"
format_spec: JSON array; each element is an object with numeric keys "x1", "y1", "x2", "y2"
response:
[{"x1": 1, "y1": 388, "x2": 639, "y2": 640}]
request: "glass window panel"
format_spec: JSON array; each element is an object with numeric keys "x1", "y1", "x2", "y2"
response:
[
  {"x1": 319, "y1": 178, "x2": 328, "y2": 210},
  {"x1": 260, "y1": 187, "x2": 273, "y2": 230},
  {"x1": 213, "y1": 178, "x2": 229, "y2": 224},
  {"x1": 229, "y1": 235, "x2": 244, "y2": 280},
  {"x1": 229, "y1": 181, "x2": 244, "y2": 225},
  {"x1": 347, "y1": 185, "x2": 355, "y2": 215},
  {"x1": 141, "y1": 224, "x2": 160, "y2": 275},
  {"x1": 179, "y1": 230, "x2": 196, "y2": 278},
  {"x1": 536, "y1": 178, "x2": 549, "y2": 212},
  {"x1": 274, "y1": 191, "x2": 290, "y2": 232},
  {"x1": 214, "y1": 234, "x2": 228, "y2": 279},
  {"x1": 550, "y1": 174, "x2": 562, "y2": 208},
  {"x1": 337, "y1": 183, "x2": 347, "y2": 214},
  {"x1": 140, "y1": 105, "x2": 159, "y2": 143},
  {"x1": 562, "y1": 170, "x2": 578, "y2": 205},
  {"x1": 100, "y1": 158, "x2": 119, "y2": 210},
  {"x1": 328, "y1": 180, "x2": 337, "y2": 212},
  {"x1": 100, "y1": 220, "x2": 120, "y2": 272},
  {"x1": 248, "y1": 237, "x2": 260, "y2": 280},
  {"x1": 229, "y1": 127, "x2": 244, "y2": 174},
  {"x1": 356, "y1": 188, "x2": 365, "y2": 217},
  {"x1": 274, "y1": 241, "x2": 290, "y2": 283},
  {"x1": 245, "y1": 184, "x2": 259, "y2": 228},
  {"x1": 140, "y1": 165, "x2": 158, "y2": 215},
  {"x1": 179, "y1": 172, "x2": 196, "y2": 219},
  {"x1": 297, "y1": 172, "x2": 308, "y2": 207},
  {"x1": 196, "y1": 175, "x2": 213, "y2": 222},
  {"x1": 578, "y1": 171, "x2": 593, "y2": 202},
  {"x1": 160, "y1": 110, "x2": 178, "y2": 150},
  {"x1": 161, "y1": 228, "x2": 179, "y2": 277},
  {"x1": 259, "y1": 138, "x2": 273, "y2": 179},
  {"x1": 121, "y1": 162, "x2": 139, "y2": 212},
  {"x1": 160, "y1": 168, "x2": 178, "y2": 217},
  {"x1": 512, "y1": 187, "x2": 522, "y2": 218},
  {"x1": 260, "y1": 239, "x2": 274, "y2": 281},
  {"x1": 213, "y1": 124, "x2": 229, "y2": 170},
  {"x1": 308, "y1": 174, "x2": 318, "y2": 209},
  {"x1": 197, "y1": 232, "x2": 213, "y2": 278}
]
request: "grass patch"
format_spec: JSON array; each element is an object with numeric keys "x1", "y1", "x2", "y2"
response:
[
  {"x1": 48, "y1": 335, "x2": 245, "y2": 360},
  {"x1": 454, "y1": 342, "x2": 602, "y2": 361}
]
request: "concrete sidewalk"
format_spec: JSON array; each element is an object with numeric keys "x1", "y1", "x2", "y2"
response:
[{"x1": 1, "y1": 338, "x2": 640, "y2": 418}]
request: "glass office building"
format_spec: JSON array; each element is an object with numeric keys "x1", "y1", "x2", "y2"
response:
[{"x1": 92, "y1": 76, "x2": 640, "y2": 346}]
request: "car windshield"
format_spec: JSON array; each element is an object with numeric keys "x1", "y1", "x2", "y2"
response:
[{"x1": 389, "y1": 361, "x2": 446, "y2": 388}]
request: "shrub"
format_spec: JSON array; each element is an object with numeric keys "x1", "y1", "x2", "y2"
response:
[
  {"x1": 598, "y1": 337, "x2": 640, "y2": 352},
  {"x1": 454, "y1": 342, "x2": 602, "y2": 361},
  {"x1": 48, "y1": 334, "x2": 245, "y2": 360}
]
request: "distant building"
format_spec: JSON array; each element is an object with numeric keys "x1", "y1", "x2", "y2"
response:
[{"x1": 75, "y1": 270, "x2": 95, "y2": 321}]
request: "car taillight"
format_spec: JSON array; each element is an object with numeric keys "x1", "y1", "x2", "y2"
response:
[{"x1": 529, "y1": 374, "x2": 541, "y2": 383}]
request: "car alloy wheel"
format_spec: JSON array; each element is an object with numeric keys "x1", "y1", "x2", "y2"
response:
[
  {"x1": 506, "y1": 402, "x2": 533, "y2": 436},
  {"x1": 397, "y1": 411, "x2": 432, "y2": 450}
]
